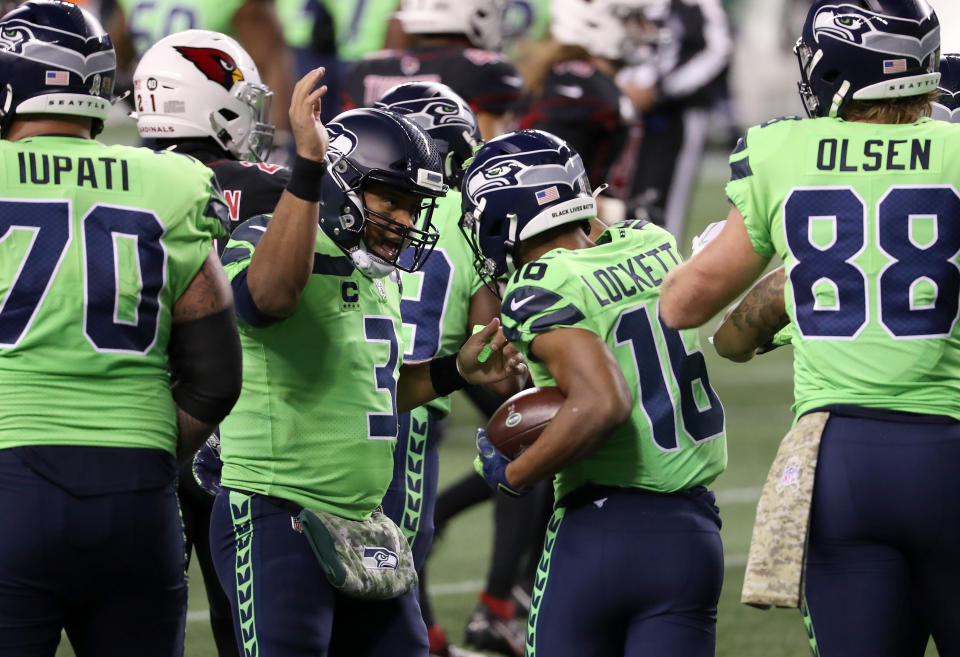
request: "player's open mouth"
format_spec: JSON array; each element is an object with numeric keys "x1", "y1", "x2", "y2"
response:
[{"x1": 372, "y1": 240, "x2": 402, "y2": 262}]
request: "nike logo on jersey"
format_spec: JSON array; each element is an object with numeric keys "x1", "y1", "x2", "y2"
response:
[
  {"x1": 555, "y1": 84, "x2": 584, "y2": 99},
  {"x1": 510, "y1": 296, "x2": 537, "y2": 311}
]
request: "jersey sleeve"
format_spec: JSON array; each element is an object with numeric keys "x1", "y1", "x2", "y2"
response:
[
  {"x1": 458, "y1": 50, "x2": 524, "y2": 115},
  {"x1": 724, "y1": 127, "x2": 775, "y2": 258},
  {"x1": 164, "y1": 156, "x2": 230, "y2": 300},
  {"x1": 500, "y1": 261, "x2": 591, "y2": 357},
  {"x1": 221, "y1": 215, "x2": 270, "y2": 280}
]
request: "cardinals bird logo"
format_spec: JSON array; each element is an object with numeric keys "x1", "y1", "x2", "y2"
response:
[{"x1": 174, "y1": 46, "x2": 244, "y2": 91}]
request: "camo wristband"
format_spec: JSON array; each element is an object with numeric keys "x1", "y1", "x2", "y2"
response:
[
  {"x1": 430, "y1": 352, "x2": 467, "y2": 397},
  {"x1": 285, "y1": 156, "x2": 327, "y2": 202}
]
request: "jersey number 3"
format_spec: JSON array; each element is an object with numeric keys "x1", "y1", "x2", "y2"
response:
[{"x1": 0, "y1": 200, "x2": 165, "y2": 353}]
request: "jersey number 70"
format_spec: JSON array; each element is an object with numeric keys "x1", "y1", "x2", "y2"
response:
[{"x1": 0, "y1": 199, "x2": 166, "y2": 353}]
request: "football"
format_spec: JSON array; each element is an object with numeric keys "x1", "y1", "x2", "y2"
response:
[{"x1": 486, "y1": 386, "x2": 565, "y2": 459}]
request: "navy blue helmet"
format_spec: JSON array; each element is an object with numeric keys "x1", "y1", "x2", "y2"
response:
[
  {"x1": 374, "y1": 81, "x2": 482, "y2": 190},
  {"x1": 795, "y1": 0, "x2": 940, "y2": 118},
  {"x1": 320, "y1": 107, "x2": 447, "y2": 278},
  {"x1": 932, "y1": 53, "x2": 960, "y2": 122},
  {"x1": 460, "y1": 129, "x2": 595, "y2": 294},
  {"x1": 0, "y1": 0, "x2": 116, "y2": 136}
]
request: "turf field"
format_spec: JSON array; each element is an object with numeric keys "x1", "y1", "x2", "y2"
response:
[{"x1": 55, "y1": 153, "x2": 938, "y2": 657}]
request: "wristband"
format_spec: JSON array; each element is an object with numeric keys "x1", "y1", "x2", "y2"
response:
[
  {"x1": 285, "y1": 155, "x2": 327, "y2": 202},
  {"x1": 430, "y1": 352, "x2": 468, "y2": 397}
]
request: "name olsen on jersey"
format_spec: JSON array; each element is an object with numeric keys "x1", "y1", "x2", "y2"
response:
[
  {"x1": 17, "y1": 152, "x2": 130, "y2": 191},
  {"x1": 815, "y1": 138, "x2": 932, "y2": 172}
]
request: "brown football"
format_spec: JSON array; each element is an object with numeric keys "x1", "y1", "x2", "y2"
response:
[{"x1": 486, "y1": 386, "x2": 565, "y2": 459}]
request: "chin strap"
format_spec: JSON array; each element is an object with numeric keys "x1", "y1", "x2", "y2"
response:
[{"x1": 349, "y1": 244, "x2": 396, "y2": 279}]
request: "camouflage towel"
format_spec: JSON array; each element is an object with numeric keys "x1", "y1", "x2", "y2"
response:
[
  {"x1": 298, "y1": 506, "x2": 417, "y2": 601},
  {"x1": 741, "y1": 411, "x2": 829, "y2": 609}
]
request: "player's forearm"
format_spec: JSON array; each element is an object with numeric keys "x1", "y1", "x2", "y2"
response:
[
  {"x1": 504, "y1": 398, "x2": 628, "y2": 490},
  {"x1": 247, "y1": 191, "x2": 319, "y2": 317},
  {"x1": 175, "y1": 409, "x2": 216, "y2": 464},
  {"x1": 660, "y1": 262, "x2": 731, "y2": 329},
  {"x1": 713, "y1": 267, "x2": 788, "y2": 362},
  {"x1": 397, "y1": 360, "x2": 440, "y2": 413}
]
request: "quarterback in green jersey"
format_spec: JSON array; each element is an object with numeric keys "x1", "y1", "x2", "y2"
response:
[
  {"x1": 462, "y1": 129, "x2": 727, "y2": 657},
  {"x1": 0, "y1": 2, "x2": 241, "y2": 655},
  {"x1": 661, "y1": 1, "x2": 960, "y2": 655},
  {"x1": 209, "y1": 69, "x2": 526, "y2": 657}
]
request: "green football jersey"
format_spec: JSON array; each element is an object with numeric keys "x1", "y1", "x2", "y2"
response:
[
  {"x1": 0, "y1": 137, "x2": 227, "y2": 454},
  {"x1": 728, "y1": 116, "x2": 960, "y2": 420},
  {"x1": 120, "y1": 0, "x2": 246, "y2": 58},
  {"x1": 500, "y1": 221, "x2": 727, "y2": 500},
  {"x1": 399, "y1": 191, "x2": 483, "y2": 417},
  {"x1": 220, "y1": 220, "x2": 405, "y2": 520}
]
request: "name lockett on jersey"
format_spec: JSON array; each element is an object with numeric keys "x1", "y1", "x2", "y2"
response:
[
  {"x1": 581, "y1": 242, "x2": 681, "y2": 307},
  {"x1": 17, "y1": 151, "x2": 130, "y2": 191}
]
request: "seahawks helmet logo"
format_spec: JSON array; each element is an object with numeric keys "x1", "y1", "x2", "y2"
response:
[
  {"x1": 0, "y1": 24, "x2": 31, "y2": 52},
  {"x1": 421, "y1": 100, "x2": 469, "y2": 126},
  {"x1": 0, "y1": 19, "x2": 115, "y2": 77},
  {"x1": 465, "y1": 150, "x2": 590, "y2": 203},
  {"x1": 811, "y1": 5, "x2": 939, "y2": 63},
  {"x1": 466, "y1": 160, "x2": 527, "y2": 198},
  {"x1": 327, "y1": 122, "x2": 360, "y2": 159}
]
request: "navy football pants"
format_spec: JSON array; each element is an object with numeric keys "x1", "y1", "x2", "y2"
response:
[
  {"x1": 210, "y1": 489, "x2": 429, "y2": 657},
  {"x1": 0, "y1": 449, "x2": 187, "y2": 657},
  {"x1": 805, "y1": 413, "x2": 960, "y2": 657},
  {"x1": 526, "y1": 486, "x2": 723, "y2": 657},
  {"x1": 382, "y1": 407, "x2": 441, "y2": 571}
]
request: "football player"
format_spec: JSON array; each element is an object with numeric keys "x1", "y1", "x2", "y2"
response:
[
  {"x1": 105, "y1": 0, "x2": 293, "y2": 138},
  {"x1": 517, "y1": 0, "x2": 637, "y2": 226},
  {"x1": 131, "y1": 28, "x2": 288, "y2": 657},
  {"x1": 341, "y1": 0, "x2": 523, "y2": 140},
  {"x1": 209, "y1": 71, "x2": 526, "y2": 657},
  {"x1": 0, "y1": 2, "x2": 241, "y2": 655},
  {"x1": 133, "y1": 30, "x2": 286, "y2": 235},
  {"x1": 463, "y1": 129, "x2": 728, "y2": 657},
  {"x1": 374, "y1": 81, "x2": 526, "y2": 657},
  {"x1": 659, "y1": 1, "x2": 960, "y2": 655},
  {"x1": 617, "y1": 0, "x2": 732, "y2": 240}
]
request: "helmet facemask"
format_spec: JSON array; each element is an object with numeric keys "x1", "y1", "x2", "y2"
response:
[
  {"x1": 459, "y1": 196, "x2": 515, "y2": 297},
  {"x1": 794, "y1": 37, "x2": 824, "y2": 117},
  {"x1": 211, "y1": 80, "x2": 275, "y2": 161}
]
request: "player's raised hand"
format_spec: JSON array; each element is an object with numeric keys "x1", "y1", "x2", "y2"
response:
[
  {"x1": 289, "y1": 67, "x2": 329, "y2": 162},
  {"x1": 457, "y1": 317, "x2": 527, "y2": 385}
]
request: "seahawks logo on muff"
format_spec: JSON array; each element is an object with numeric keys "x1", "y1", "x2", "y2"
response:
[{"x1": 362, "y1": 547, "x2": 399, "y2": 571}]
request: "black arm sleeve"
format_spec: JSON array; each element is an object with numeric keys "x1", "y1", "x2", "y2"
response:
[{"x1": 168, "y1": 308, "x2": 243, "y2": 425}]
